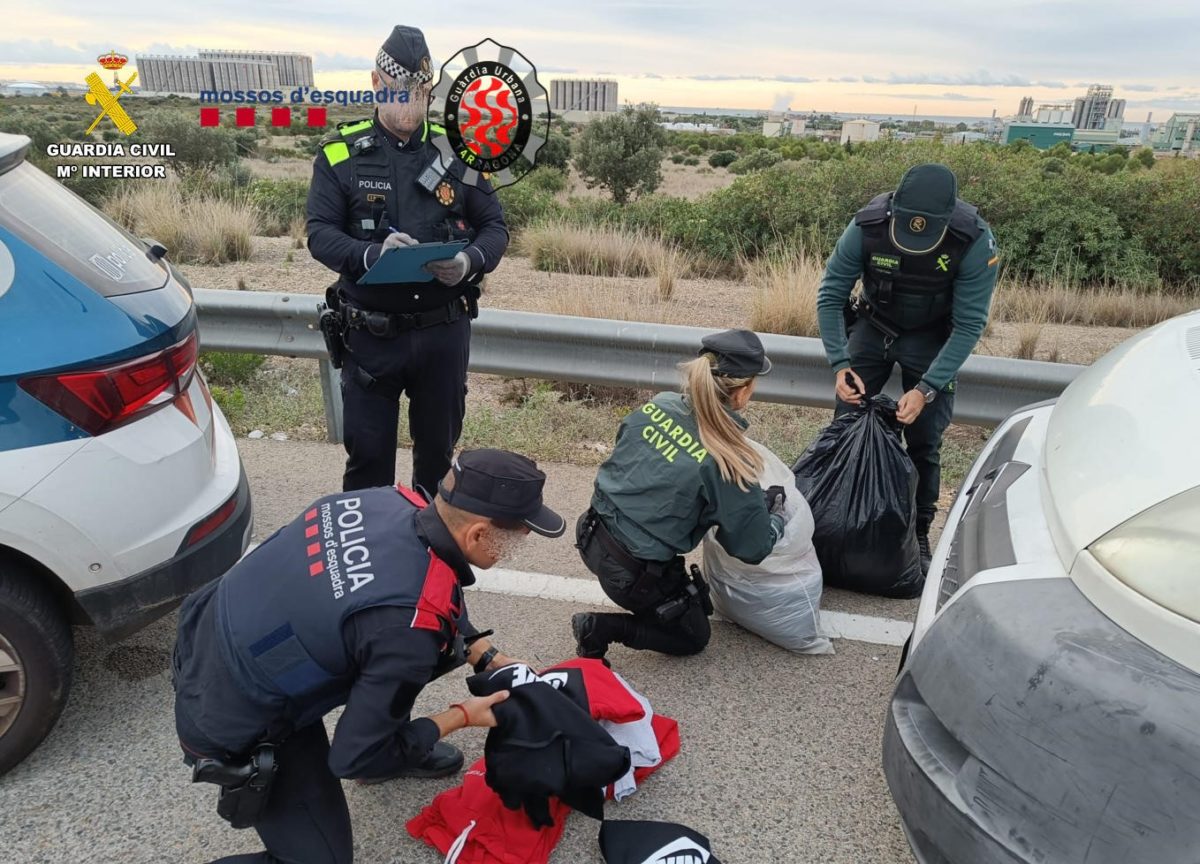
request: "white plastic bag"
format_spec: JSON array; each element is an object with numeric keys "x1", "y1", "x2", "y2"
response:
[{"x1": 702, "y1": 440, "x2": 833, "y2": 654}]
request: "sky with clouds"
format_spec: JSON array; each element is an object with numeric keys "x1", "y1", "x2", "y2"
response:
[{"x1": 2, "y1": 1, "x2": 1196, "y2": 117}]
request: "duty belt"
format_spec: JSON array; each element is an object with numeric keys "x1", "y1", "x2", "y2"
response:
[
  {"x1": 579, "y1": 509, "x2": 688, "y2": 601},
  {"x1": 343, "y1": 298, "x2": 466, "y2": 337}
]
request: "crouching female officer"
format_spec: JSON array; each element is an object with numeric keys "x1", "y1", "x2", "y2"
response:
[{"x1": 572, "y1": 329, "x2": 788, "y2": 659}]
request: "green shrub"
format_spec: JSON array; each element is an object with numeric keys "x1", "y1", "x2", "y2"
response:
[
  {"x1": 708, "y1": 150, "x2": 738, "y2": 168},
  {"x1": 536, "y1": 132, "x2": 571, "y2": 171},
  {"x1": 682, "y1": 156, "x2": 699, "y2": 166},
  {"x1": 669, "y1": 153, "x2": 686, "y2": 164},
  {"x1": 686, "y1": 144, "x2": 702, "y2": 156},
  {"x1": 208, "y1": 384, "x2": 247, "y2": 421},
  {"x1": 728, "y1": 148, "x2": 783, "y2": 174},
  {"x1": 249, "y1": 178, "x2": 310, "y2": 235},
  {"x1": 200, "y1": 352, "x2": 266, "y2": 386},
  {"x1": 497, "y1": 183, "x2": 562, "y2": 231},
  {"x1": 522, "y1": 167, "x2": 568, "y2": 194}
]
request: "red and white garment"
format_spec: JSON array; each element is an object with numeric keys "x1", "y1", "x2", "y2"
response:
[{"x1": 406, "y1": 659, "x2": 679, "y2": 864}]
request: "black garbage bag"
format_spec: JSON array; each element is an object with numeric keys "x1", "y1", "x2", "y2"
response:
[{"x1": 792, "y1": 395, "x2": 923, "y2": 598}]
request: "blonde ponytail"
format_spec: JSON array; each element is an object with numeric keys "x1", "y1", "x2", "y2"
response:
[{"x1": 679, "y1": 354, "x2": 764, "y2": 491}]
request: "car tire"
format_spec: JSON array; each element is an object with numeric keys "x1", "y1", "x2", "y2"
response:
[{"x1": 0, "y1": 563, "x2": 74, "y2": 775}]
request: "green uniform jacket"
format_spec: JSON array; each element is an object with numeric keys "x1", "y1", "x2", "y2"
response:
[
  {"x1": 816, "y1": 219, "x2": 1000, "y2": 390},
  {"x1": 591, "y1": 392, "x2": 777, "y2": 564}
]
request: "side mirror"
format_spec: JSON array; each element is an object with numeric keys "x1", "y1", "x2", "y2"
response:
[{"x1": 143, "y1": 237, "x2": 168, "y2": 261}]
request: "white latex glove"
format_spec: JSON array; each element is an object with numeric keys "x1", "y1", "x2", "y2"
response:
[
  {"x1": 424, "y1": 251, "x2": 471, "y2": 286},
  {"x1": 381, "y1": 231, "x2": 418, "y2": 251}
]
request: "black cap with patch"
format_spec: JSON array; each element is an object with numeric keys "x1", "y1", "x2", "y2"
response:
[
  {"x1": 890, "y1": 163, "x2": 958, "y2": 255},
  {"x1": 700, "y1": 329, "x2": 772, "y2": 378},
  {"x1": 377, "y1": 25, "x2": 433, "y2": 84},
  {"x1": 437, "y1": 449, "x2": 565, "y2": 538}
]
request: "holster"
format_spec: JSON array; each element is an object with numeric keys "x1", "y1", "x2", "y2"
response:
[
  {"x1": 317, "y1": 283, "x2": 346, "y2": 369},
  {"x1": 850, "y1": 294, "x2": 901, "y2": 342},
  {"x1": 191, "y1": 743, "x2": 278, "y2": 830}
]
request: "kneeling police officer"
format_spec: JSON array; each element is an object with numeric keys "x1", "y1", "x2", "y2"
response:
[
  {"x1": 307, "y1": 25, "x2": 509, "y2": 496},
  {"x1": 572, "y1": 330, "x2": 788, "y2": 659},
  {"x1": 172, "y1": 449, "x2": 565, "y2": 864}
]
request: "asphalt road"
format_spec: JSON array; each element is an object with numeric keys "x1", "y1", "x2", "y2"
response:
[{"x1": 0, "y1": 440, "x2": 918, "y2": 864}]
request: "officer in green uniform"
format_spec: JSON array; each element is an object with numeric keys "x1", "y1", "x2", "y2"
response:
[
  {"x1": 572, "y1": 330, "x2": 789, "y2": 658},
  {"x1": 816, "y1": 163, "x2": 999, "y2": 573}
]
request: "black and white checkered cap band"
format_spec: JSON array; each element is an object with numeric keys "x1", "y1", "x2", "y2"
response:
[{"x1": 376, "y1": 48, "x2": 432, "y2": 84}]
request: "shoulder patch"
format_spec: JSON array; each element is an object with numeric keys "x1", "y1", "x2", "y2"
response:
[{"x1": 322, "y1": 140, "x2": 350, "y2": 167}]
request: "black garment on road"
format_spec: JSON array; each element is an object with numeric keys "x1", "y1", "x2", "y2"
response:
[
  {"x1": 575, "y1": 511, "x2": 711, "y2": 657},
  {"x1": 600, "y1": 820, "x2": 723, "y2": 864},
  {"x1": 466, "y1": 678, "x2": 631, "y2": 827},
  {"x1": 306, "y1": 113, "x2": 508, "y2": 493},
  {"x1": 835, "y1": 315, "x2": 954, "y2": 526}
]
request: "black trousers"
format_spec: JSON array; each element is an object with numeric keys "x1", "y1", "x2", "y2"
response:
[
  {"x1": 835, "y1": 316, "x2": 955, "y2": 528},
  {"x1": 575, "y1": 513, "x2": 711, "y2": 656},
  {"x1": 340, "y1": 314, "x2": 470, "y2": 495},
  {"x1": 181, "y1": 721, "x2": 353, "y2": 864}
]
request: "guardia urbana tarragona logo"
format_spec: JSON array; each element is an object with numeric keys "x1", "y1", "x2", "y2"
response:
[{"x1": 430, "y1": 39, "x2": 550, "y2": 191}]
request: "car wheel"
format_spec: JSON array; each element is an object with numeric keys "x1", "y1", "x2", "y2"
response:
[{"x1": 0, "y1": 563, "x2": 74, "y2": 775}]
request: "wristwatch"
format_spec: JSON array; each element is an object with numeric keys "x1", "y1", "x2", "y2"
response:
[
  {"x1": 915, "y1": 381, "x2": 938, "y2": 403},
  {"x1": 473, "y1": 646, "x2": 500, "y2": 674}
]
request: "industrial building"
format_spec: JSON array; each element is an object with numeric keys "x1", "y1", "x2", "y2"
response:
[
  {"x1": 1155, "y1": 113, "x2": 1200, "y2": 153},
  {"x1": 840, "y1": 118, "x2": 880, "y2": 144},
  {"x1": 550, "y1": 79, "x2": 618, "y2": 113},
  {"x1": 1017, "y1": 96, "x2": 1035, "y2": 118},
  {"x1": 763, "y1": 113, "x2": 806, "y2": 137},
  {"x1": 1003, "y1": 122, "x2": 1074, "y2": 149},
  {"x1": 1072, "y1": 84, "x2": 1122, "y2": 130},
  {"x1": 136, "y1": 50, "x2": 313, "y2": 95},
  {"x1": 1071, "y1": 128, "x2": 1121, "y2": 152}
]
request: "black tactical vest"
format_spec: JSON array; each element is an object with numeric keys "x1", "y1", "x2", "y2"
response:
[
  {"x1": 854, "y1": 192, "x2": 983, "y2": 331},
  {"x1": 322, "y1": 119, "x2": 477, "y2": 313}
]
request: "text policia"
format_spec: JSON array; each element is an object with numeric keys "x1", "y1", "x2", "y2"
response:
[{"x1": 199, "y1": 86, "x2": 413, "y2": 106}]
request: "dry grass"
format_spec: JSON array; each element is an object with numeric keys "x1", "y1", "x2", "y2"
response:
[
  {"x1": 541, "y1": 278, "x2": 685, "y2": 324},
  {"x1": 289, "y1": 216, "x2": 307, "y2": 249},
  {"x1": 993, "y1": 279, "x2": 1196, "y2": 329},
  {"x1": 518, "y1": 221, "x2": 707, "y2": 286},
  {"x1": 1013, "y1": 320, "x2": 1044, "y2": 360},
  {"x1": 745, "y1": 248, "x2": 824, "y2": 338},
  {"x1": 107, "y1": 180, "x2": 256, "y2": 264}
]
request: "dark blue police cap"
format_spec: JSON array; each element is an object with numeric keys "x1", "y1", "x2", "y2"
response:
[
  {"x1": 377, "y1": 25, "x2": 433, "y2": 84},
  {"x1": 438, "y1": 449, "x2": 565, "y2": 538}
]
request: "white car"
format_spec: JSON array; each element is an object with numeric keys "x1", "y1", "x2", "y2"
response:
[
  {"x1": 0, "y1": 133, "x2": 252, "y2": 774},
  {"x1": 884, "y1": 310, "x2": 1200, "y2": 863}
]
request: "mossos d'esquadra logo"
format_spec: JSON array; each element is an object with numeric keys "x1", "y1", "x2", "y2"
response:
[{"x1": 430, "y1": 39, "x2": 550, "y2": 191}]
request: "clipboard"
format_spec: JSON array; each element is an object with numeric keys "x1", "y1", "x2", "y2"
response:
[{"x1": 357, "y1": 240, "x2": 468, "y2": 285}]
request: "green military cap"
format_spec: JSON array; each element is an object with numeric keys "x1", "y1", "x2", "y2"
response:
[{"x1": 890, "y1": 163, "x2": 958, "y2": 255}]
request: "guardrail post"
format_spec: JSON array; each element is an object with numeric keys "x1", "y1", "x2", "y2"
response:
[{"x1": 318, "y1": 359, "x2": 344, "y2": 444}]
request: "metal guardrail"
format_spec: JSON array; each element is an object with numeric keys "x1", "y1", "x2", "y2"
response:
[{"x1": 193, "y1": 288, "x2": 1085, "y2": 444}]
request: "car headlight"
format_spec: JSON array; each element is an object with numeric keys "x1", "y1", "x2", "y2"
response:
[{"x1": 1090, "y1": 486, "x2": 1200, "y2": 622}]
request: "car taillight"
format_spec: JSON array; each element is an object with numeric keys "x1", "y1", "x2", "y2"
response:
[
  {"x1": 19, "y1": 331, "x2": 198, "y2": 436},
  {"x1": 182, "y1": 493, "x2": 238, "y2": 549}
]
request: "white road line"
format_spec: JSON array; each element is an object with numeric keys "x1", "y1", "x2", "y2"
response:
[
  {"x1": 472, "y1": 567, "x2": 912, "y2": 647},
  {"x1": 243, "y1": 546, "x2": 912, "y2": 646}
]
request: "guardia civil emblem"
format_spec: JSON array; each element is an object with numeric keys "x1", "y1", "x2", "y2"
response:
[
  {"x1": 909, "y1": 216, "x2": 927, "y2": 233},
  {"x1": 430, "y1": 38, "x2": 550, "y2": 191}
]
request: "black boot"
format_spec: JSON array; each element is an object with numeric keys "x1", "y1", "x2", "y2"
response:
[
  {"x1": 917, "y1": 527, "x2": 932, "y2": 577},
  {"x1": 357, "y1": 741, "x2": 464, "y2": 784},
  {"x1": 572, "y1": 612, "x2": 610, "y2": 659}
]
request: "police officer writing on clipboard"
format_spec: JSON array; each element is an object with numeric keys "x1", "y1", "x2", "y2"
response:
[
  {"x1": 816, "y1": 163, "x2": 999, "y2": 574},
  {"x1": 572, "y1": 330, "x2": 789, "y2": 659},
  {"x1": 307, "y1": 25, "x2": 509, "y2": 495},
  {"x1": 171, "y1": 449, "x2": 565, "y2": 864}
]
